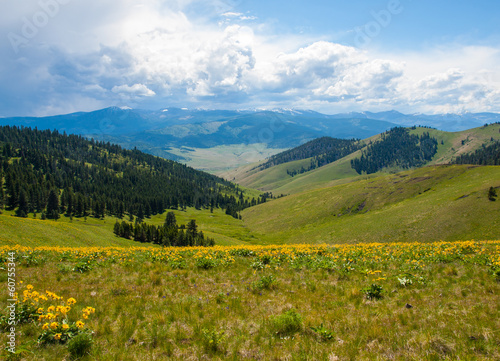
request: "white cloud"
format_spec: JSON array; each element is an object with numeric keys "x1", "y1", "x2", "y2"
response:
[
  {"x1": 1, "y1": 0, "x2": 500, "y2": 116},
  {"x1": 112, "y1": 84, "x2": 156, "y2": 97}
]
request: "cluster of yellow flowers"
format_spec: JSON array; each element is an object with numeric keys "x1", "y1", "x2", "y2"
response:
[
  {"x1": 82, "y1": 306, "x2": 95, "y2": 319},
  {"x1": 2, "y1": 240, "x2": 499, "y2": 269},
  {"x1": 15, "y1": 284, "x2": 94, "y2": 344}
]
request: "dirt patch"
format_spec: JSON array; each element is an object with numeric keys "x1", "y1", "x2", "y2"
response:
[{"x1": 408, "y1": 176, "x2": 432, "y2": 183}]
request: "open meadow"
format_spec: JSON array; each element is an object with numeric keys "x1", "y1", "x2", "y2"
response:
[{"x1": 2, "y1": 241, "x2": 500, "y2": 360}]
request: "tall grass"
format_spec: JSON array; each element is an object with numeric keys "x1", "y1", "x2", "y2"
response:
[{"x1": 1, "y1": 241, "x2": 500, "y2": 360}]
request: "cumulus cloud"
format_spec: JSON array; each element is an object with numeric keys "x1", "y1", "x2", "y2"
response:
[
  {"x1": 112, "y1": 84, "x2": 156, "y2": 97},
  {"x1": 1, "y1": 0, "x2": 500, "y2": 116}
]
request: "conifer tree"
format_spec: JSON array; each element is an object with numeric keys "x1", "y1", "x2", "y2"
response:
[
  {"x1": 187, "y1": 219, "x2": 198, "y2": 238},
  {"x1": 15, "y1": 189, "x2": 28, "y2": 218},
  {"x1": 46, "y1": 189, "x2": 60, "y2": 220},
  {"x1": 164, "y1": 211, "x2": 177, "y2": 229},
  {"x1": 0, "y1": 175, "x2": 4, "y2": 212}
]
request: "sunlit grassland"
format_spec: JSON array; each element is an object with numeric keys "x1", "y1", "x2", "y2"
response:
[
  {"x1": 242, "y1": 165, "x2": 500, "y2": 244},
  {"x1": 1, "y1": 241, "x2": 500, "y2": 360},
  {"x1": 0, "y1": 206, "x2": 256, "y2": 248}
]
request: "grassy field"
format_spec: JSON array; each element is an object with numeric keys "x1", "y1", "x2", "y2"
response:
[
  {"x1": 1, "y1": 241, "x2": 499, "y2": 360},
  {"x1": 242, "y1": 165, "x2": 500, "y2": 244},
  {"x1": 0, "y1": 207, "x2": 256, "y2": 248}
]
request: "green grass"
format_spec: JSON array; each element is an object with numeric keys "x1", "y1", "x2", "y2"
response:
[
  {"x1": 224, "y1": 124, "x2": 500, "y2": 195},
  {"x1": 0, "y1": 212, "x2": 142, "y2": 248},
  {"x1": 2, "y1": 242, "x2": 499, "y2": 360},
  {"x1": 242, "y1": 165, "x2": 500, "y2": 244},
  {"x1": 410, "y1": 123, "x2": 500, "y2": 165},
  {"x1": 0, "y1": 207, "x2": 256, "y2": 247}
]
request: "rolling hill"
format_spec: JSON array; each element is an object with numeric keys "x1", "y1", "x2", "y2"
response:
[
  {"x1": 223, "y1": 123, "x2": 500, "y2": 195},
  {"x1": 241, "y1": 164, "x2": 500, "y2": 244}
]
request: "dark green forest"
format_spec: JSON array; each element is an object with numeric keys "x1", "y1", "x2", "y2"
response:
[
  {"x1": 350, "y1": 127, "x2": 438, "y2": 174},
  {"x1": 258, "y1": 137, "x2": 361, "y2": 175},
  {"x1": 113, "y1": 212, "x2": 214, "y2": 247},
  {"x1": 452, "y1": 140, "x2": 500, "y2": 165},
  {"x1": 0, "y1": 126, "x2": 267, "y2": 220}
]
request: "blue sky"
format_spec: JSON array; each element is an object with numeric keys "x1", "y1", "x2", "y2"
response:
[{"x1": 1, "y1": 0, "x2": 499, "y2": 116}]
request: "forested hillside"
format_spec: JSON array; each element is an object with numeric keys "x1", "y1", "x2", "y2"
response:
[
  {"x1": 351, "y1": 127, "x2": 438, "y2": 174},
  {"x1": 453, "y1": 140, "x2": 500, "y2": 165},
  {"x1": 0, "y1": 126, "x2": 265, "y2": 221},
  {"x1": 259, "y1": 137, "x2": 361, "y2": 175}
]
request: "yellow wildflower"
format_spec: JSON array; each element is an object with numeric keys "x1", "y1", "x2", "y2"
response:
[
  {"x1": 42, "y1": 323, "x2": 49, "y2": 330},
  {"x1": 67, "y1": 297, "x2": 76, "y2": 305},
  {"x1": 76, "y1": 321, "x2": 85, "y2": 329},
  {"x1": 50, "y1": 322, "x2": 59, "y2": 330},
  {"x1": 54, "y1": 333, "x2": 62, "y2": 340}
]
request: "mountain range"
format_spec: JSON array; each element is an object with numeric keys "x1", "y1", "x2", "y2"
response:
[{"x1": 2, "y1": 107, "x2": 500, "y2": 170}]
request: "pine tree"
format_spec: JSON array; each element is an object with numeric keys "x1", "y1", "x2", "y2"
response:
[
  {"x1": 164, "y1": 211, "x2": 177, "y2": 229},
  {"x1": 113, "y1": 221, "x2": 121, "y2": 236},
  {"x1": 7, "y1": 181, "x2": 18, "y2": 210},
  {"x1": 137, "y1": 205, "x2": 144, "y2": 223},
  {"x1": 46, "y1": 189, "x2": 60, "y2": 220},
  {"x1": 76, "y1": 194, "x2": 84, "y2": 217},
  {"x1": 0, "y1": 175, "x2": 4, "y2": 212},
  {"x1": 187, "y1": 219, "x2": 198, "y2": 238},
  {"x1": 15, "y1": 189, "x2": 28, "y2": 217}
]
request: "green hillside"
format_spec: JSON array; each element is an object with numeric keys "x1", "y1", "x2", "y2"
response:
[
  {"x1": 241, "y1": 165, "x2": 500, "y2": 244},
  {"x1": 223, "y1": 124, "x2": 500, "y2": 195},
  {"x1": 0, "y1": 207, "x2": 254, "y2": 247},
  {"x1": 409, "y1": 123, "x2": 500, "y2": 164}
]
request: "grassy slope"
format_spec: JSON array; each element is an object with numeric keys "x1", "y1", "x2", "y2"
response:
[
  {"x1": 242, "y1": 165, "x2": 500, "y2": 244},
  {"x1": 224, "y1": 124, "x2": 500, "y2": 195},
  {"x1": 0, "y1": 207, "x2": 255, "y2": 247},
  {"x1": 5, "y1": 243, "x2": 500, "y2": 360},
  {"x1": 410, "y1": 123, "x2": 500, "y2": 164}
]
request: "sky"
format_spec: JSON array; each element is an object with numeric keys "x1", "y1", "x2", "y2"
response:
[{"x1": 1, "y1": 0, "x2": 500, "y2": 117}]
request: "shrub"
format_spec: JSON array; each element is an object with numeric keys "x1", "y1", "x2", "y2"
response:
[
  {"x1": 201, "y1": 328, "x2": 225, "y2": 353},
  {"x1": 73, "y1": 261, "x2": 92, "y2": 273},
  {"x1": 310, "y1": 323, "x2": 334, "y2": 341},
  {"x1": 269, "y1": 309, "x2": 303, "y2": 337},
  {"x1": 195, "y1": 257, "x2": 217, "y2": 269},
  {"x1": 251, "y1": 275, "x2": 278, "y2": 292},
  {"x1": 67, "y1": 332, "x2": 93, "y2": 359},
  {"x1": 362, "y1": 283, "x2": 384, "y2": 300}
]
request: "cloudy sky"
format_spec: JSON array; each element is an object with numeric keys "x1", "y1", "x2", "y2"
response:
[{"x1": 1, "y1": 0, "x2": 499, "y2": 116}]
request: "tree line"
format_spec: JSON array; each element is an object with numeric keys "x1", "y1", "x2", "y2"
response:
[
  {"x1": 0, "y1": 126, "x2": 267, "y2": 220},
  {"x1": 113, "y1": 212, "x2": 215, "y2": 247},
  {"x1": 350, "y1": 127, "x2": 438, "y2": 174},
  {"x1": 256, "y1": 137, "x2": 361, "y2": 175},
  {"x1": 452, "y1": 140, "x2": 500, "y2": 165}
]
